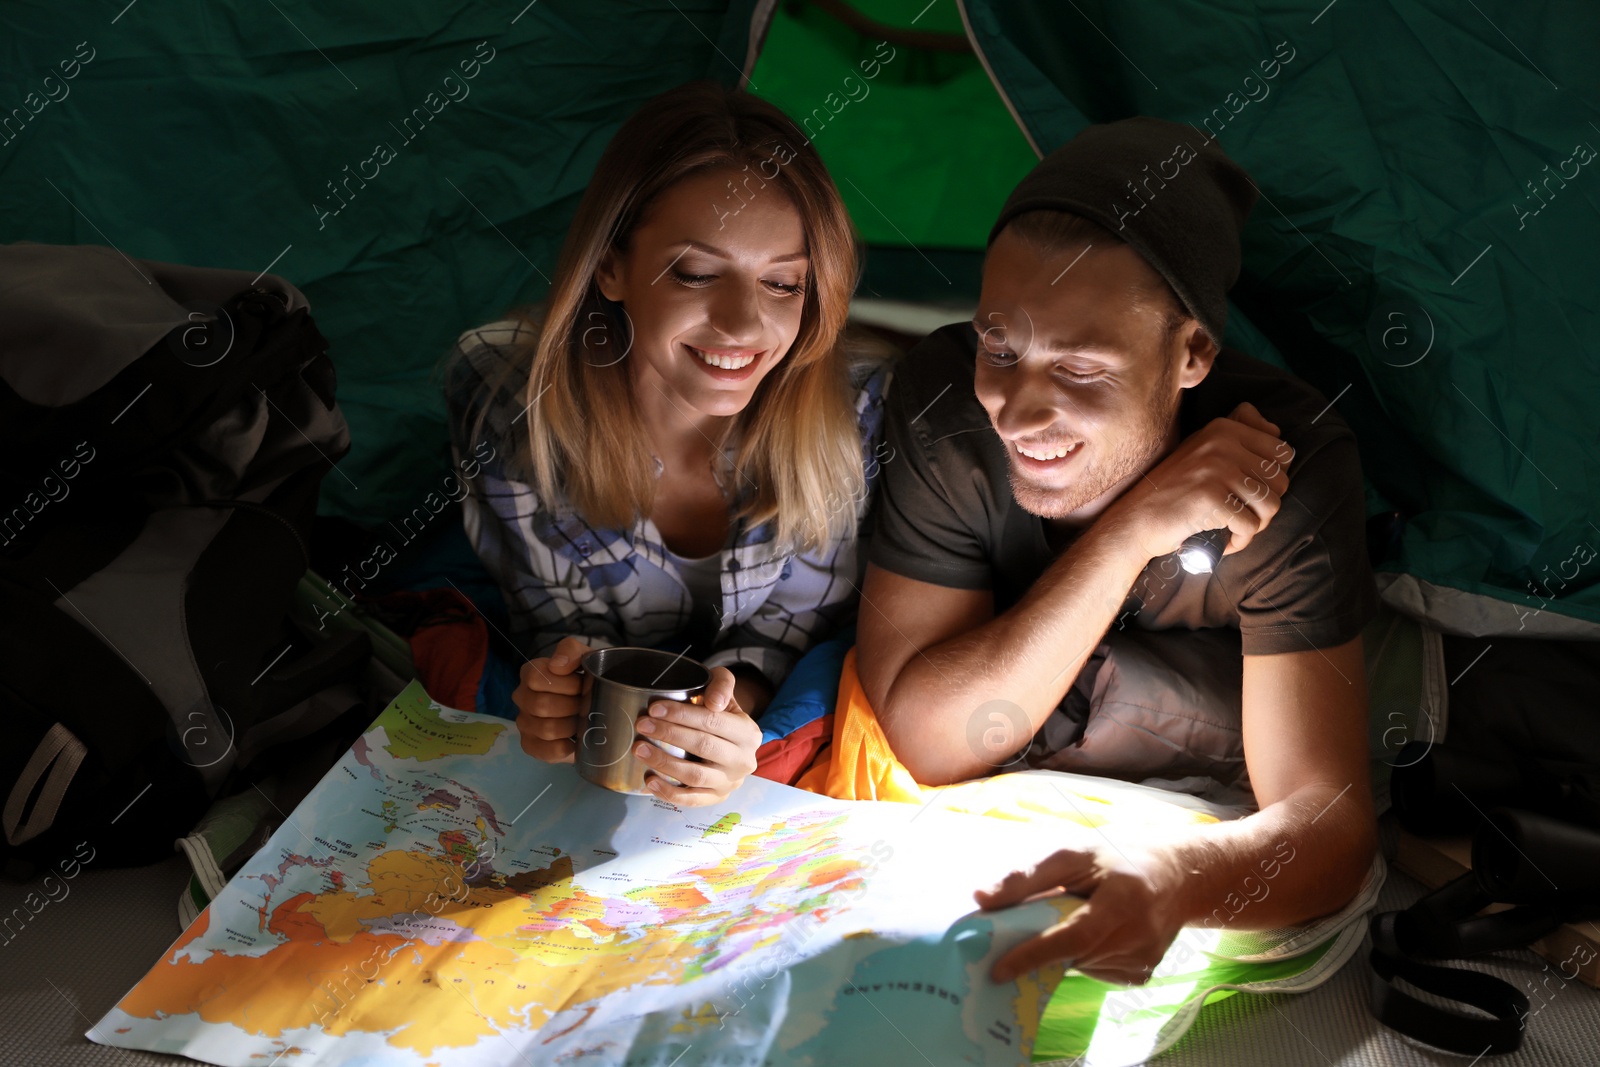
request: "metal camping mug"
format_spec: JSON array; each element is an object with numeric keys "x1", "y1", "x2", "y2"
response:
[{"x1": 574, "y1": 647, "x2": 710, "y2": 795}]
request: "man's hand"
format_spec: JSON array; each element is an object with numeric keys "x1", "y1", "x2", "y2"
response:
[
  {"x1": 512, "y1": 635, "x2": 592, "y2": 763},
  {"x1": 634, "y1": 666, "x2": 762, "y2": 807},
  {"x1": 977, "y1": 844, "x2": 1186, "y2": 986},
  {"x1": 1104, "y1": 401, "x2": 1293, "y2": 563},
  {"x1": 977, "y1": 637, "x2": 1379, "y2": 987}
]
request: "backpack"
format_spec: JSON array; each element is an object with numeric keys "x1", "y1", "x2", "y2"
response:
[
  {"x1": 1366, "y1": 635, "x2": 1600, "y2": 1055},
  {"x1": 0, "y1": 242, "x2": 370, "y2": 874}
]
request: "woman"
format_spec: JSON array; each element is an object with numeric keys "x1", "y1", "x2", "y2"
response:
[{"x1": 443, "y1": 82, "x2": 888, "y2": 808}]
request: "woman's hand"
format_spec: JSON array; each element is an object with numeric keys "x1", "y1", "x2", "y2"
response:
[
  {"x1": 512, "y1": 636, "x2": 593, "y2": 763},
  {"x1": 633, "y1": 666, "x2": 762, "y2": 807}
]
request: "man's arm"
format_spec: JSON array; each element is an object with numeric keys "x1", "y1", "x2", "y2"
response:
[
  {"x1": 858, "y1": 520, "x2": 1149, "y2": 785},
  {"x1": 984, "y1": 635, "x2": 1377, "y2": 984},
  {"x1": 859, "y1": 402, "x2": 1292, "y2": 785},
  {"x1": 1179, "y1": 636, "x2": 1379, "y2": 922},
  {"x1": 1163, "y1": 636, "x2": 1377, "y2": 925}
]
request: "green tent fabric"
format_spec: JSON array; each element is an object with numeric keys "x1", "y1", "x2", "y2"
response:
[
  {"x1": 6, "y1": 0, "x2": 1592, "y2": 632},
  {"x1": 1, "y1": 0, "x2": 758, "y2": 534},
  {"x1": 746, "y1": 0, "x2": 1037, "y2": 301},
  {"x1": 949, "y1": 0, "x2": 1600, "y2": 632},
  {"x1": 750, "y1": 0, "x2": 1600, "y2": 633}
]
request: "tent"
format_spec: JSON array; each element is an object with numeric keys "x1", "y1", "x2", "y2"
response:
[
  {"x1": 754, "y1": 0, "x2": 1600, "y2": 639},
  {"x1": 6, "y1": 4, "x2": 1599, "y2": 1061},
  {"x1": 6, "y1": 0, "x2": 1594, "y2": 635}
]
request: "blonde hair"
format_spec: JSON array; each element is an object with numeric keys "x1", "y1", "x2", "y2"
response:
[{"x1": 452, "y1": 82, "x2": 866, "y2": 554}]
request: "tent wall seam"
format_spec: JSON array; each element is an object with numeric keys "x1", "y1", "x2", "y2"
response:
[
  {"x1": 739, "y1": 0, "x2": 781, "y2": 91},
  {"x1": 956, "y1": 0, "x2": 1043, "y2": 159}
]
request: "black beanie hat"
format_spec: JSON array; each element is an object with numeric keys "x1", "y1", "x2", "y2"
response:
[{"x1": 988, "y1": 117, "x2": 1258, "y2": 348}]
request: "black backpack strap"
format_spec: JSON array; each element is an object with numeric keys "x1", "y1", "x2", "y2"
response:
[
  {"x1": 1364, "y1": 871, "x2": 1566, "y2": 1055},
  {"x1": 1367, "y1": 915, "x2": 1529, "y2": 1056}
]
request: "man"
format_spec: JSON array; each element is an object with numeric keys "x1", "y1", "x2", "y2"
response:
[{"x1": 858, "y1": 117, "x2": 1379, "y2": 986}]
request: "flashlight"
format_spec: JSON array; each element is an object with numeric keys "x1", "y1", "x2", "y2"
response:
[{"x1": 1177, "y1": 528, "x2": 1231, "y2": 575}]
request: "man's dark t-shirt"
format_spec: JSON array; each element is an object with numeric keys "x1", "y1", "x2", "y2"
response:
[{"x1": 869, "y1": 323, "x2": 1379, "y2": 657}]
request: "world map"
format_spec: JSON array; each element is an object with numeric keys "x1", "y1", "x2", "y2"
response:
[{"x1": 94, "y1": 680, "x2": 1085, "y2": 1066}]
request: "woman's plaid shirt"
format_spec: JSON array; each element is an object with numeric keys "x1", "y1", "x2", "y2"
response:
[{"x1": 444, "y1": 319, "x2": 891, "y2": 690}]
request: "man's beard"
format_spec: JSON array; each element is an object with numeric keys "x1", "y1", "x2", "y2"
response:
[{"x1": 1006, "y1": 365, "x2": 1180, "y2": 520}]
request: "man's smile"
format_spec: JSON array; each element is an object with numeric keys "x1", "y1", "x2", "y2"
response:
[
  {"x1": 1010, "y1": 437, "x2": 1084, "y2": 476},
  {"x1": 1013, "y1": 439, "x2": 1082, "y2": 461}
]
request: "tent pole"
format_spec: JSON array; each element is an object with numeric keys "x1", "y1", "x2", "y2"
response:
[
  {"x1": 737, "y1": 0, "x2": 781, "y2": 91},
  {"x1": 955, "y1": 0, "x2": 1043, "y2": 160}
]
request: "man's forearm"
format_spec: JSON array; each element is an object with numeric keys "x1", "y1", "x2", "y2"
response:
[
  {"x1": 879, "y1": 518, "x2": 1151, "y2": 784},
  {"x1": 1156, "y1": 782, "x2": 1378, "y2": 931}
]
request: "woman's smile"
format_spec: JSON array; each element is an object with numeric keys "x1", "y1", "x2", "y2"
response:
[{"x1": 685, "y1": 342, "x2": 764, "y2": 380}]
